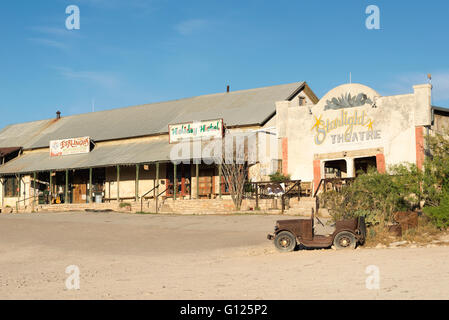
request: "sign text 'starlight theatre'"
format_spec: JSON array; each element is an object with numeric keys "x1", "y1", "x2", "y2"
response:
[
  {"x1": 169, "y1": 119, "x2": 223, "y2": 143},
  {"x1": 311, "y1": 110, "x2": 381, "y2": 145},
  {"x1": 50, "y1": 137, "x2": 91, "y2": 157}
]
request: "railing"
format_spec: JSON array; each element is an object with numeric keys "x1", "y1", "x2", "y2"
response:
[
  {"x1": 313, "y1": 177, "x2": 356, "y2": 198},
  {"x1": 244, "y1": 180, "x2": 301, "y2": 211},
  {"x1": 281, "y1": 180, "x2": 302, "y2": 213},
  {"x1": 139, "y1": 185, "x2": 170, "y2": 213},
  {"x1": 154, "y1": 186, "x2": 169, "y2": 213},
  {"x1": 16, "y1": 196, "x2": 38, "y2": 213},
  {"x1": 140, "y1": 184, "x2": 159, "y2": 212}
]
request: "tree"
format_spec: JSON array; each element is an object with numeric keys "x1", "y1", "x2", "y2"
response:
[{"x1": 217, "y1": 131, "x2": 251, "y2": 211}]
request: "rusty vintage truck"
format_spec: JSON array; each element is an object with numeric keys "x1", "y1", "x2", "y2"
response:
[{"x1": 267, "y1": 212, "x2": 366, "y2": 252}]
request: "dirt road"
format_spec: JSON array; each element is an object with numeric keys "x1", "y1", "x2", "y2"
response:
[{"x1": 0, "y1": 212, "x2": 448, "y2": 299}]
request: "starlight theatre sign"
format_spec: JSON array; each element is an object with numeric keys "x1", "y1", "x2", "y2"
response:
[
  {"x1": 169, "y1": 119, "x2": 224, "y2": 143},
  {"x1": 311, "y1": 93, "x2": 381, "y2": 145},
  {"x1": 50, "y1": 137, "x2": 91, "y2": 157}
]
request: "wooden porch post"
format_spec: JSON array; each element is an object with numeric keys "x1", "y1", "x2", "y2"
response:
[
  {"x1": 155, "y1": 162, "x2": 159, "y2": 198},
  {"x1": 135, "y1": 164, "x2": 140, "y2": 202},
  {"x1": 1, "y1": 177, "x2": 4, "y2": 208},
  {"x1": 174, "y1": 163, "x2": 177, "y2": 200},
  {"x1": 255, "y1": 182, "x2": 259, "y2": 209},
  {"x1": 18, "y1": 174, "x2": 21, "y2": 205},
  {"x1": 196, "y1": 163, "x2": 199, "y2": 199},
  {"x1": 33, "y1": 172, "x2": 37, "y2": 205},
  {"x1": 49, "y1": 171, "x2": 52, "y2": 205},
  {"x1": 218, "y1": 163, "x2": 222, "y2": 199},
  {"x1": 89, "y1": 168, "x2": 93, "y2": 203},
  {"x1": 116, "y1": 165, "x2": 120, "y2": 202},
  {"x1": 65, "y1": 170, "x2": 69, "y2": 204},
  {"x1": 155, "y1": 162, "x2": 160, "y2": 213}
]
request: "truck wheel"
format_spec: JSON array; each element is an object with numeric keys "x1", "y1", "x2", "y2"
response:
[
  {"x1": 333, "y1": 231, "x2": 357, "y2": 250},
  {"x1": 274, "y1": 231, "x2": 297, "y2": 252}
]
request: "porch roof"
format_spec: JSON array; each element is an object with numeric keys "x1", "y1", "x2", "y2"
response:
[{"x1": 0, "y1": 140, "x2": 174, "y2": 175}]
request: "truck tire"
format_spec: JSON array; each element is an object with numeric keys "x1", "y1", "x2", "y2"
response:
[
  {"x1": 274, "y1": 231, "x2": 297, "y2": 252},
  {"x1": 333, "y1": 231, "x2": 357, "y2": 250}
]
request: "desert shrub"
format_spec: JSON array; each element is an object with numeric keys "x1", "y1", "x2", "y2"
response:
[
  {"x1": 269, "y1": 172, "x2": 291, "y2": 182},
  {"x1": 119, "y1": 202, "x2": 131, "y2": 208},
  {"x1": 320, "y1": 166, "x2": 418, "y2": 225},
  {"x1": 423, "y1": 192, "x2": 449, "y2": 229},
  {"x1": 320, "y1": 127, "x2": 449, "y2": 232}
]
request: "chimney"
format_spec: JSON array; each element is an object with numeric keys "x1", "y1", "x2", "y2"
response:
[
  {"x1": 56, "y1": 111, "x2": 61, "y2": 120},
  {"x1": 227, "y1": 85, "x2": 230, "y2": 93}
]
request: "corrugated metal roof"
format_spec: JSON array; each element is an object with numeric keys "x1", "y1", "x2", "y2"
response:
[
  {"x1": 0, "y1": 119, "x2": 54, "y2": 149},
  {"x1": 0, "y1": 82, "x2": 305, "y2": 149},
  {"x1": 0, "y1": 131, "x2": 261, "y2": 175},
  {"x1": 0, "y1": 139, "x2": 173, "y2": 175}
]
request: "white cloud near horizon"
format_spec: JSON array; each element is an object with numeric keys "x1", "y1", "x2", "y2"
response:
[
  {"x1": 383, "y1": 71, "x2": 449, "y2": 105},
  {"x1": 28, "y1": 37, "x2": 68, "y2": 50},
  {"x1": 54, "y1": 67, "x2": 121, "y2": 90},
  {"x1": 174, "y1": 19, "x2": 208, "y2": 35}
]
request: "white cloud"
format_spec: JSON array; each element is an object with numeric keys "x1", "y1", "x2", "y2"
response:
[
  {"x1": 54, "y1": 67, "x2": 121, "y2": 89},
  {"x1": 28, "y1": 38, "x2": 68, "y2": 50},
  {"x1": 382, "y1": 71, "x2": 449, "y2": 104},
  {"x1": 174, "y1": 19, "x2": 208, "y2": 35}
]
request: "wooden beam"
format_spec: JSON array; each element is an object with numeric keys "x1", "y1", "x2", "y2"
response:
[
  {"x1": 135, "y1": 164, "x2": 140, "y2": 202},
  {"x1": 116, "y1": 165, "x2": 120, "y2": 202},
  {"x1": 65, "y1": 170, "x2": 69, "y2": 204},
  {"x1": 89, "y1": 168, "x2": 93, "y2": 203},
  {"x1": 155, "y1": 162, "x2": 159, "y2": 198},
  {"x1": 33, "y1": 172, "x2": 37, "y2": 205},
  {"x1": 18, "y1": 174, "x2": 21, "y2": 204},
  {"x1": 196, "y1": 163, "x2": 199, "y2": 199},
  {"x1": 218, "y1": 163, "x2": 222, "y2": 199},
  {"x1": 49, "y1": 171, "x2": 52, "y2": 205},
  {"x1": 174, "y1": 163, "x2": 177, "y2": 200}
]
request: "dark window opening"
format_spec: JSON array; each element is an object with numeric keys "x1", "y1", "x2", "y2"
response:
[
  {"x1": 354, "y1": 156, "x2": 377, "y2": 176},
  {"x1": 324, "y1": 160, "x2": 347, "y2": 178},
  {"x1": 4, "y1": 176, "x2": 19, "y2": 197}
]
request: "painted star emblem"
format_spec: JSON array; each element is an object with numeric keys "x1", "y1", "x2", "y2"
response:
[
  {"x1": 366, "y1": 119, "x2": 374, "y2": 130},
  {"x1": 311, "y1": 115, "x2": 323, "y2": 131}
]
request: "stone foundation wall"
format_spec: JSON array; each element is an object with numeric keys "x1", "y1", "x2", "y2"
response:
[{"x1": 5, "y1": 196, "x2": 315, "y2": 216}]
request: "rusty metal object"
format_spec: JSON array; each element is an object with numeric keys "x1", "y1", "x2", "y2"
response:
[
  {"x1": 388, "y1": 224, "x2": 402, "y2": 237},
  {"x1": 394, "y1": 211, "x2": 418, "y2": 232}
]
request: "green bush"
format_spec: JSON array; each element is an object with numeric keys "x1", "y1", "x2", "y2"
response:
[
  {"x1": 423, "y1": 192, "x2": 449, "y2": 229},
  {"x1": 119, "y1": 202, "x2": 131, "y2": 208},
  {"x1": 319, "y1": 126, "x2": 449, "y2": 231},
  {"x1": 269, "y1": 172, "x2": 291, "y2": 182},
  {"x1": 320, "y1": 166, "x2": 419, "y2": 225}
]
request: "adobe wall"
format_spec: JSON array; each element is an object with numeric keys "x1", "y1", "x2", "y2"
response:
[{"x1": 276, "y1": 83, "x2": 432, "y2": 186}]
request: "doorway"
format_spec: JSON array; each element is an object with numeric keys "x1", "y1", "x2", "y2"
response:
[
  {"x1": 166, "y1": 164, "x2": 191, "y2": 198},
  {"x1": 198, "y1": 167, "x2": 215, "y2": 198},
  {"x1": 324, "y1": 160, "x2": 347, "y2": 178},
  {"x1": 354, "y1": 157, "x2": 377, "y2": 176}
]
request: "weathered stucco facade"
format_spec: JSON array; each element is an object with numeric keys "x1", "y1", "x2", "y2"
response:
[{"x1": 276, "y1": 83, "x2": 434, "y2": 192}]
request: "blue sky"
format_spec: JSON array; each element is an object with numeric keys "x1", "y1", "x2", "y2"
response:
[{"x1": 1, "y1": 0, "x2": 448, "y2": 128}]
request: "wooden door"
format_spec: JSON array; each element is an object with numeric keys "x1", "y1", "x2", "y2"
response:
[
  {"x1": 73, "y1": 184, "x2": 87, "y2": 203},
  {"x1": 198, "y1": 169, "x2": 215, "y2": 197}
]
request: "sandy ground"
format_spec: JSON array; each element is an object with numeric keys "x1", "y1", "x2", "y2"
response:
[{"x1": 0, "y1": 212, "x2": 448, "y2": 300}]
